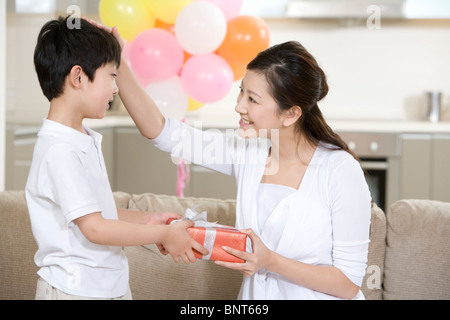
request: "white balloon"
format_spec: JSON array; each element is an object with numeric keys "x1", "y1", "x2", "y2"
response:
[
  {"x1": 145, "y1": 76, "x2": 189, "y2": 121},
  {"x1": 175, "y1": 1, "x2": 227, "y2": 55}
]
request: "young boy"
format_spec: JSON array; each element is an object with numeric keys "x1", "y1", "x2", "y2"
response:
[{"x1": 26, "y1": 16, "x2": 208, "y2": 300}]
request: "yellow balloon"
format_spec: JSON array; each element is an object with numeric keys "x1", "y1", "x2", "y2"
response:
[
  {"x1": 99, "y1": 0, "x2": 156, "y2": 41},
  {"x1": 188, "y1": 97, "x2": 204, "y2": 112},
  {"x1": 145, "y1": 0, "x2": 192, "y2": 24}
]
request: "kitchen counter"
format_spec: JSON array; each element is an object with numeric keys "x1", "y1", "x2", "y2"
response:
[
  {"x1": 82, "y1": 115, "x2": 450, "y2": 134},
  {"x1": 7, "y1": 114, "x2": 450, "y2": 135}
]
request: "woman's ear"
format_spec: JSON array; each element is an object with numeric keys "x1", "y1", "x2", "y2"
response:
[
  {"x1": 282, "y1": 106, "x2": 302, "y2": 127},
  {"x1": 68, "y1": 65, "x2": 84, "y2": 89}
]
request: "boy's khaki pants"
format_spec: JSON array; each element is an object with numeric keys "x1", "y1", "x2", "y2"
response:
[{"x1": 35, "y1": 278, "x2": 132, "y2": 300}]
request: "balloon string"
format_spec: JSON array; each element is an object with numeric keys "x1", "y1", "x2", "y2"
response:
[
  {"x1": 177, "y1": 118, "x2": 190, "y2": 198},
  {"x1": 177, "y1": 159, "x2": 190, "y2": 198}
]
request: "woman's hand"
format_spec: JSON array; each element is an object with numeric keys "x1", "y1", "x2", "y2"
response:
[
  {"x1": 215, "y1": 229, "x2": 275, "y2": 277},
  {"x1": 83, "y1": 17, "x2": 125, "y2": 49}
]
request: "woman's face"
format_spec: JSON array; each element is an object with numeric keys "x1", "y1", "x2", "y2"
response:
[{"x1": 235, "y1": 70, "x2": 285, "y2": 139}]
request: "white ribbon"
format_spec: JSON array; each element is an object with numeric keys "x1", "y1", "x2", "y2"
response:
[{"x1": 170, "y1": 207, "x2": 237, "y2": 260}]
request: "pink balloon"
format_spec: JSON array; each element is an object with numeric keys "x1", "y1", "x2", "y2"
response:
[
  {"x1": 195, "y1": 0, "x2": 244, "y2": 21},
  {"x1": 181, "y1": 54, "x2": 234, "y2": 104},
  {"x1": 129, "y1": 28, "x2": 184, "y2": 82}
]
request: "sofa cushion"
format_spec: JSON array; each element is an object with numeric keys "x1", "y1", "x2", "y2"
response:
[
  {"x1": 113, "y1": 191, "x2": 132, "y2": 210},
  {"x1": 383, "y1": 199, "x2": 450, "y2": 300},
  {"x1": 125, "y1": 193, "x2": 243, "y2": 300},
  {"x1": 361, "y1": 203, "x2": 386, "y2": 300},
  {"x1": 128, "y1": 193, "x2": 237, "y2": 226},
  {"x1": 0, "y1": 191, "x2": 38, "y2": 300}
]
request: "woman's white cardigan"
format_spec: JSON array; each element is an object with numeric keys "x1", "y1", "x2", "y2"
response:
[{"x1": 152, "y1": 118, "x2": 372, "y2": 300}]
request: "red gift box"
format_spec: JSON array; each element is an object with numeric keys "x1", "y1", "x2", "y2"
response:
[{"x1": 168, "y1": 218, "x2": 247, "y2": 263}]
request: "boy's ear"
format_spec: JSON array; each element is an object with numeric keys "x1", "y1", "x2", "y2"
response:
[
  {"x1": 68, "y1": 65, "x2": 84, "y2": 89},
  {"x1": 282, "y1": 106, "x2": 302, "y2": 127}
]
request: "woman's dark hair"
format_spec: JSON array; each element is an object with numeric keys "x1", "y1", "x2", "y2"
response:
[
  {"x1": 247, "y1": 41, "x2": 358, "y2": 160},
  {"x1": 34, "y1": 16, "x2": 122, "y2": 102}
]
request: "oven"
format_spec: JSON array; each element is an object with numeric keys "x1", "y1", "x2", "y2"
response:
[{"x1": 338, "y1": 132, "x2": 401, "y2": 212}]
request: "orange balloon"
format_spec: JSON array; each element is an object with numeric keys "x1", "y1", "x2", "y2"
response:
[
  {"x1": 230, "y1": 62, "x2": 247, "y2": 81},
  {"x1": 154, "y1": 19, "x2": 175, "y2": 34},
  {"x1": 217, "y1": 15, "x2": 270, "y2": 67}
]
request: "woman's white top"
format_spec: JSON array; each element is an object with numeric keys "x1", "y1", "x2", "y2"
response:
[
  {"x1": 257, "y1": 184, "x2": 296, "y2": 231},
  {"x1": 153, "y1": 118, "x2": 372, "y2": 300}
]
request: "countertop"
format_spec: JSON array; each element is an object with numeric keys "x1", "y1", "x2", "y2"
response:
[
  {"x1": 83, "y1": 115, "x2": 450, "y2": 134},
  {"x1": 8, "y1": 114, "x2": 450, "y2": 136}
]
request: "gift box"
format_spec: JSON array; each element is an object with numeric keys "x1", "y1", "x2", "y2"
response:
[{"x1": 168, "y1": 208, "x2": 247, "y2": 263}]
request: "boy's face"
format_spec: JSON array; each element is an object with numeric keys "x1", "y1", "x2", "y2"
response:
[{"x1": 81, "y1": 62, "x2": 119, "y2": 119}]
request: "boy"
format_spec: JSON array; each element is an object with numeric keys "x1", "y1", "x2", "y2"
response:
[{"x1": 26, "y1": 16, "x2": 207, "y2": 300}]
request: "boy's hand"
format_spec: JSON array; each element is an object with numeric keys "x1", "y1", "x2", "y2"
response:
[
  {"x1": 145, "y1": 212, "x2": 183, "y2": 226},
  {"x1": 163, "y1": 220, "x2": 209, "y2": 264},
  {"x1": 83, "y1": 17, "x2": 125, "y2": 49},
  {"x1": 146, "y1": 212, "x2": 184, "y2": 256}
]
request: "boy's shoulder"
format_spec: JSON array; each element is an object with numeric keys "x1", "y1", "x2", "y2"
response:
[{"x1": 37, "y1": 119, "x2": 96, "y2": 153}]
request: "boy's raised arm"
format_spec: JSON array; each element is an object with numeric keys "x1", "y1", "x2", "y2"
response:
[{"x1": 86, "y1": 19, "x2": 165, "y2": 139}]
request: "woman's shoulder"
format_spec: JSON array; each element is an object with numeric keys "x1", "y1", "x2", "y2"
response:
[{"x1": 318, "y1": 143, "x2": 361, "y2": 171}]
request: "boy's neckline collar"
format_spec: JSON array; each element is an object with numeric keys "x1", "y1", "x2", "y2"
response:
[{"x1": 40, "y1": 118, "x2": 102, "y2": 153}]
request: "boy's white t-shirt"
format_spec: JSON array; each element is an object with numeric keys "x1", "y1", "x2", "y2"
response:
[{"x1": 25, "y1": 119, "x2": 129, "y2": 299}]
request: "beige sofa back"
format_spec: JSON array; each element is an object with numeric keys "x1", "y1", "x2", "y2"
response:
[
  {"x1": 0, "y1": 191, "x2": 38, "y2": 300},
  {"x1": 383, "y1": 199, "x2": 450, "y2": 300},
  {"x1": 2, "y1": 191, "x2": 449, "y2": 300}
]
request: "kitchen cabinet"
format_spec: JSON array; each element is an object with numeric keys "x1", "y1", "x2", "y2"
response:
[
  {"x1": 400, "y1": 134, "x2": 450, "y2": 202},
  {"x1": 113, "y1": 127, "x2": 179, "y2": 196},
  {"x1": 113, "y1": 127, "x2": 237, "y2": 200},
  {"x1": 6, "y1": 120, "x2": 450, "y2": 204},
  {"x1": 5, "y1": 127, "x2": 36, "y2": 191},
  {"x1": 184, "y1": 165, "x2": 237, "y2": 200},
  {"x1": 432, "y1": 135, "x2": 450, "y2": 202}
]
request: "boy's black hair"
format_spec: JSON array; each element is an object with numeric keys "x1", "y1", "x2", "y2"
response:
[{"x1": 34, "y1": 16, "x2": 122, "y2": 102}]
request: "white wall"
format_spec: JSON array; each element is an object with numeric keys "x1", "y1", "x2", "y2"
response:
[
  {"x1": 6, "y1": 14, "x2": 450, "y2": 124},
  {"x1": 0, "y1": 1, "x2": 6, "y2": 191},
  {"x1": 194, "y1": 18, "x2": 450, "y2": 122}
]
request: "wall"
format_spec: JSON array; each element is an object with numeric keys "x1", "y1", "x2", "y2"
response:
[
  {"x1": 0, "y1": 1, "x2": 6, "y2": 191},
  {"x1": 5, "y1": 12, "x2": 450, "y2": 125},
  {"x1": 194, "y1": 18, "x2": 450, "y2": 122}
]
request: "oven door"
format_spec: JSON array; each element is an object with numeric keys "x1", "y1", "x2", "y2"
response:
[{"x1": 361, "y1": 158, "x2": 388, "y2": 211}]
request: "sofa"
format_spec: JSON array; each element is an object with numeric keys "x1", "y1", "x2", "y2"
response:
[{"x1": 1, "y1": 191, "x2": 449, "y2": 300}]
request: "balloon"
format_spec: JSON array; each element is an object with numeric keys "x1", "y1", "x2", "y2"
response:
[
  {"x1": 129, "y1": 28, "x2": 184, "y2": 83},
  {"x1": 188, "y1": 97, "x2": 204, "y2": 112},
  {"x1": 175, "y1": 1, "x2": 227, "y2": 55},
  {"x1": 195, "y1": 0, "x2": 244, "y2": 21},
  {"x1": 181, "y1": 54, "x2": 234, "y2": 104},
  {"x1": 154, "y1": 19, "x2": 175, "y2": 34},
  {"x1": 99, "y1": 0, "x2": 155, "y2": 41},
  {"x1": 229, "y1": 62, "x2": 247, "y2": 81},
  {"x1": 145, "y1": 0, "x2": 192, "y2": 24},
  {"x1": 145, "y1": 76, "x2": 188, "y2": 121},
  {"x1": 217, "y1": 15, "x2": 271, "y2": 67}
]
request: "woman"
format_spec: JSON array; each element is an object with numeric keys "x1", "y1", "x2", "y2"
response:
[{"x1": 92, "y1": 21, "x2": 372, "y2": 300}]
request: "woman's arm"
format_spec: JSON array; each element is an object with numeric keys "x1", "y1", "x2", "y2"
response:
[
  {"x1": 86, "y1": 20, "x2": 164, "y2": 139},
  {"x1": 116, "y1": 57, "x2": 165, "y2": 139}
]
